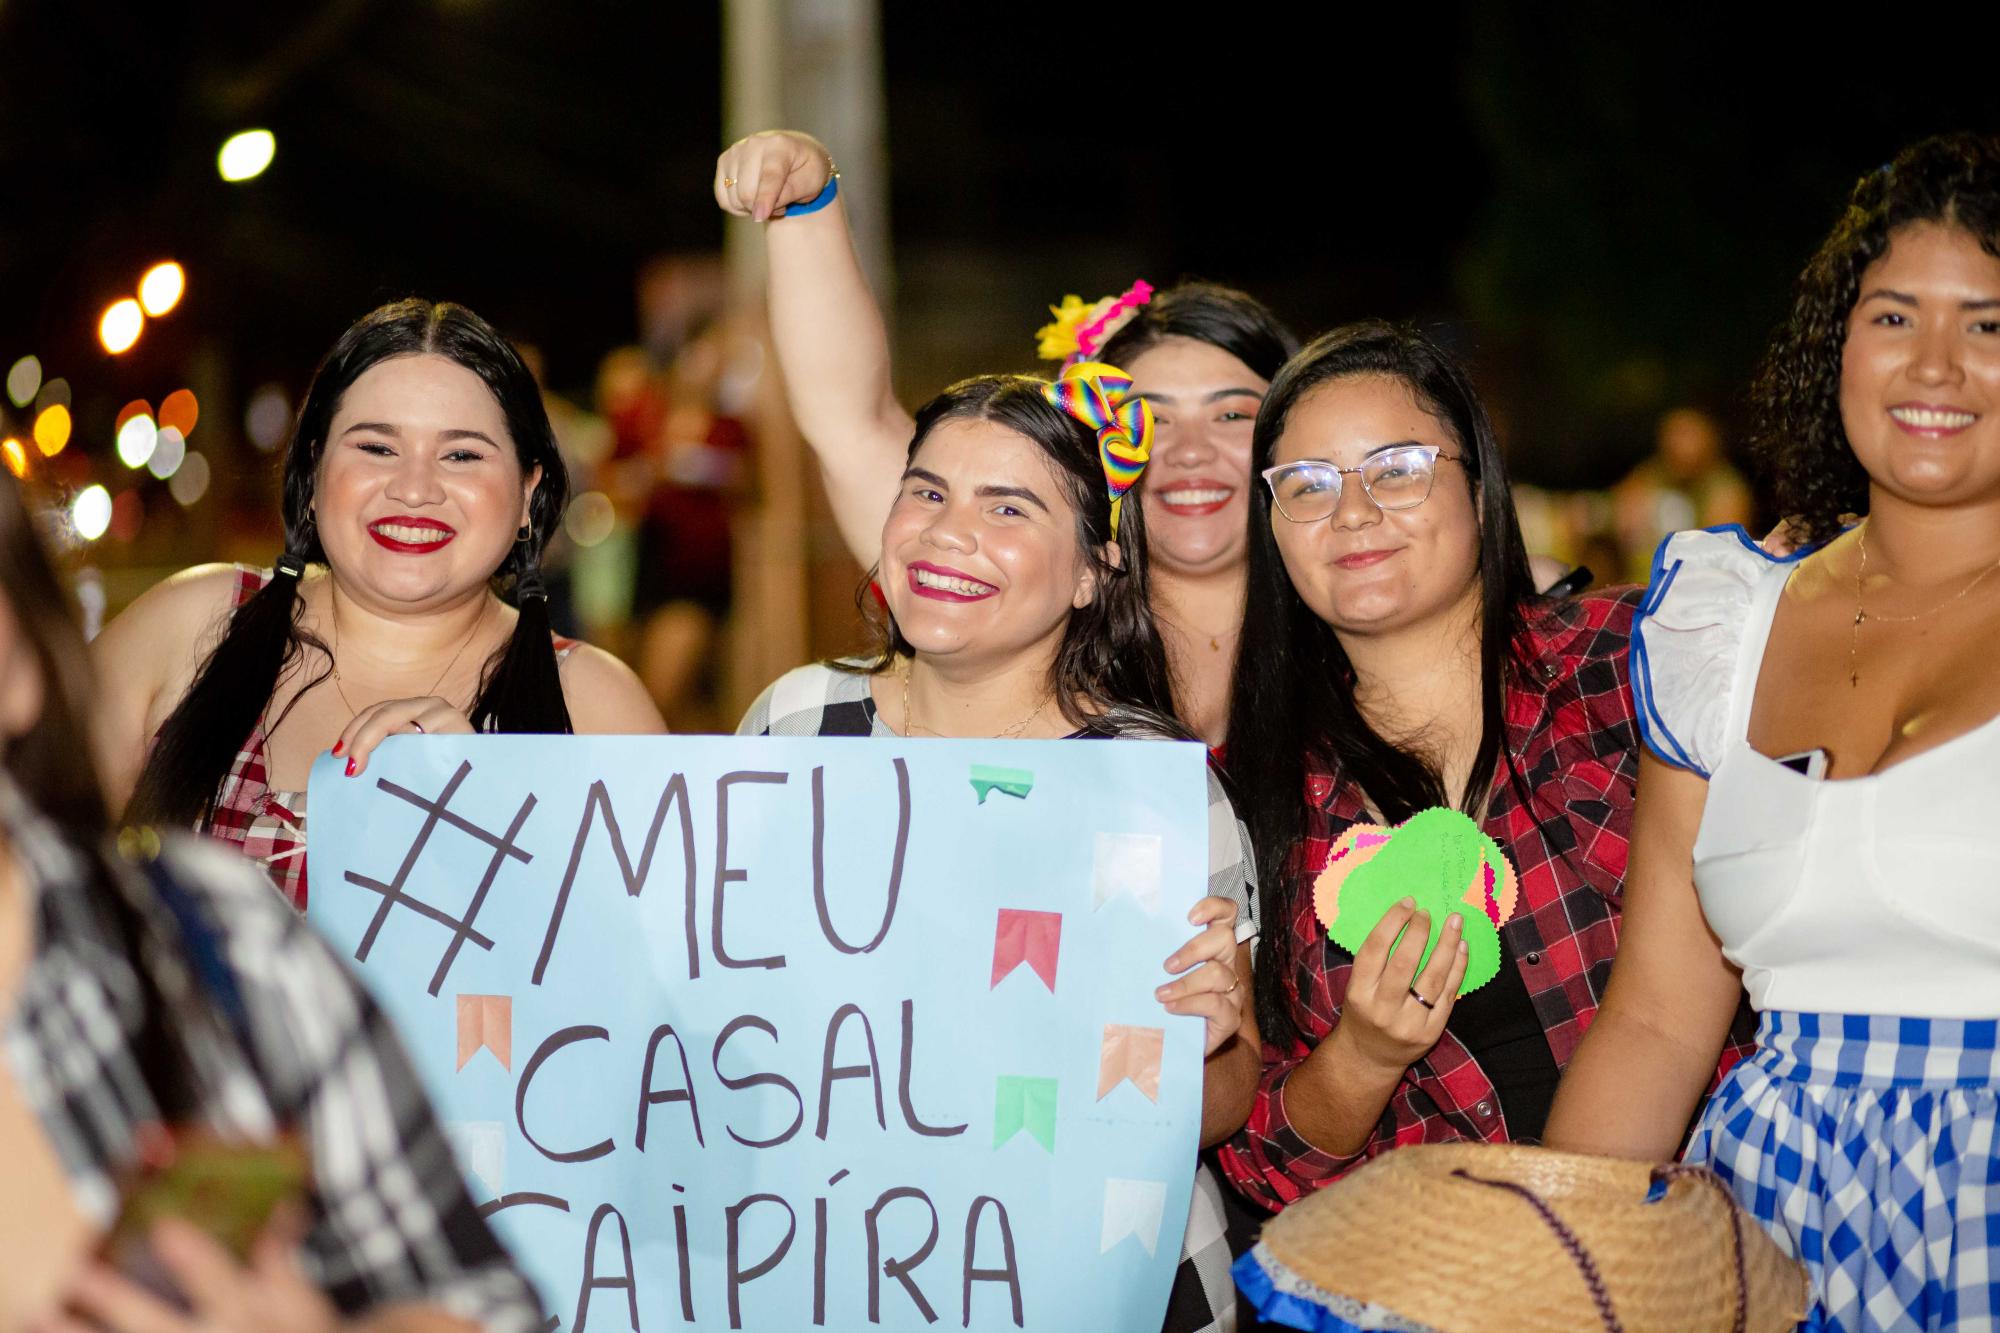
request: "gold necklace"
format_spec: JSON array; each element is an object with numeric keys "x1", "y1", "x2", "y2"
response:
[
  {"x1": 1849, "y1": 522, "x2": 2000, "y2": 687},
  {"x1": 898, "y1": 659, "x2": 1054, "y2": 739},
  {"x1": 330, "y1": 591, "x2": 487, "y2": 716}
]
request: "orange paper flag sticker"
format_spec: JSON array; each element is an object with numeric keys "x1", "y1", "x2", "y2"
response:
[
  {"x1": 1312, "y1": 807, "x2": 1520, "y2": 997},
  {"x1": 456, "y1": 994, "x2": 513, "y2": 1071},
  {"x1": 991, "y1": 909, "x2": 1062, "y2": 991},
  {"x1": 1096, "y1": 1023, "x2": 1164, "y2": 1103}
]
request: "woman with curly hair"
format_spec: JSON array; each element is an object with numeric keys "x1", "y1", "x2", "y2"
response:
[{"x1": 1546, "y1": 132, "x2": 2000, "y2": 1328}]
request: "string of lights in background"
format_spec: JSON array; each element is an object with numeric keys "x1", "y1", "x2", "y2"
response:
[{"x1": 1, "y1": 128, "x2": 279, "y2": 546}]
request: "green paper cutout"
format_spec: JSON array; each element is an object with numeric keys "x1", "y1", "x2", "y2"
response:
[
  {"x1": 993, "y1": 1075, "x2": 1058, "y2": 1153},
  {"x1": 970, "y1": 765, "x2": 1035, "y2": 803},
  {"x1": 1326, "y1": 807, "x2": 1508, "y2": 997}
]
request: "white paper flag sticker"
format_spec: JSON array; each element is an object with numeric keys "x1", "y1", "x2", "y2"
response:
[
  {"x1": 1100, "y1": 1178, "x2": 1168, "y2": 1256},
  {"x1": 1091, "y1": 832, "x2": 1163, "y2": 914}
]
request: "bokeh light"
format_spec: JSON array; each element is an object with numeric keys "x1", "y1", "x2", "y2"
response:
[
  {"x1": 33, "y1": 403, "x2": 71, "y2": 456},
  {"x1": 99, "y1": 299, "x2": 144, "y2": 354},
  {"x1": 115, "y1": 399, "x2": 153, "y2": 431},
  {"x1": 109, "y1": 489, "x2": 144, "y2": 542},
  {"x1": 117, "y1": 412, "x2": 159, "y2": 469},
  {"x1": 245, "y1": 383, "x2": 291, "y2": 451},
  {"x1": 2, "y1": 438, "x2": 27, "y2": 479},
  {"x1": 148, "y1": 425, "x2": 187, "y2": 478},
  {"x1": 158, "y1": 388, "x2": 200, "y2": 436},
  {"x1": 34, "y1": 377, "x2": 70, "y2": 412},
  {"x1": 218, "y1": 129, "x2": 276, "y2": 182},
  {"x1": 139, "y1": 261, "x2": 186, "y2": 317},
  {"x1": 565, "y1": 491, "x2": 617, "y2": 547},
  {"x1": 169, "y1": 450, "x2": 211, "y2": 506},
  {"x1": 71, "y1": 484, "x2": 112, "y2": 541},
  {"x1": 7, "y1": 356, "x2": 41, "y2": 409}
]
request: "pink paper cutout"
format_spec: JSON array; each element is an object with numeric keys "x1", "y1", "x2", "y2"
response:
[
  {"x1": 456, "y1": 994, "x2": 513, "y2": 1071},
  {"x1": 1096, "y1": 1023, "x2": 1164, "y2": 1102},
  {"x1": 991, "y1": 909, "x2": 1062, "y2": 991}
]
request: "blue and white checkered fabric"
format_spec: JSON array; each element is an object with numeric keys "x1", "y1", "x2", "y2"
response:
[{"x1": 1686, "y1": 1011, "x2": 1999, "y2": 1331}]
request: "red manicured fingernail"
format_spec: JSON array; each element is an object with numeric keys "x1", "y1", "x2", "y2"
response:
[
  {"x1": 331, "y1": 740, "x2": 344, "y2": 756},
  {"x1": 345, "y1": 759, "x2": 356, "y2": 777}
]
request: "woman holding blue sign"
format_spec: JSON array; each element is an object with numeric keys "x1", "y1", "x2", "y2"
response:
[
  {"x1": 739, "y1": 364, "x2": 1262, "y2": 1333},
  {"x1": 0, "y1": 469, "x2": 544, "y2": 1329},
  {"x1": 94, "y1": 299, "x2": 665, "y2": 910},
  {"x1": 714, "y1": 128, "x2": 1299, "y2": 749}
]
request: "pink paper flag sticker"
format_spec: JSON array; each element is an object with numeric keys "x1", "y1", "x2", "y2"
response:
[
  {"x1": 1096, "y1": 1023, "x2": 1165, "y2": 1103},
  {"x1": 991, "y1": 909, "x2": 1062, "y2": 991},
  {"x1": 456, "y1": 994, "x2": 513, "y2": 1071},
  {"x1": 1100, "y1": 1179, "x2": 1168, "y2": 1256}
]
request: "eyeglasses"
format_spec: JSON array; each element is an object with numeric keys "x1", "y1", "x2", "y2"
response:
[{"x1": 1260, "y1": 446, "x2": 1464, "y2": 523}]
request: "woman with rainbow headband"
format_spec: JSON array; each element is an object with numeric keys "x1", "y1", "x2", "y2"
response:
[
  {"x1": 738, "y1": 361, "x2": 1262, "y2": 1333},
  {"x1": 715, "y1": 129, "x2": 1299, "y2": 748}
]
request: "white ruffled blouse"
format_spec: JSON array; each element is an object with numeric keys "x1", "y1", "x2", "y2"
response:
[{"x1": 1632, "y1": 525, "x2": 2000, "y2": 1019}]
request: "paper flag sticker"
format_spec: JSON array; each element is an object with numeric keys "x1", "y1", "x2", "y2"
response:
[
  {"x1": 1312, "y1": 807, "x2": 1519, "y2": 997},
  {"x1": 970, "y1": 765, "x2": 1035, "y2": 804},
  {"x1": 992, "y1": 1075, "x2": 1058, "y2": 1153},
  {"x1": 1100, "y1": 1179, "x2": 1167, "y2": 1257},
  {"x1": 991, "y1": 909, "x2": 1062, "y2": 991},
  {"x1": 1096, "y1": 1024, "x2": 1165, "y2": 1103},
  {"x1": 456, "y1": 994, "x2": 513, "y2": 1071},
  {"x1": 1091, "y1": 832, "x2": 1162, "y2": 914},
  {"x1": 445, "y1": 1120, "x2": 507, "y2": 1197}
]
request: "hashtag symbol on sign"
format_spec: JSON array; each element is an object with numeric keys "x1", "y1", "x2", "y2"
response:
[{"x1": 343, "y1": 759, "x2": 537, "y2": 996}]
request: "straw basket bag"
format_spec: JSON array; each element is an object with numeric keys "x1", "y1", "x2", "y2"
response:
[{"x1": 1234, "y1": 1143, "x2": 1809, "y2": 1332}]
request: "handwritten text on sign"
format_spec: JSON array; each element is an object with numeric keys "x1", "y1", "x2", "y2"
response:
[{"x1": 307, "y1": 735, "x2": 1211, "y2": 1331}]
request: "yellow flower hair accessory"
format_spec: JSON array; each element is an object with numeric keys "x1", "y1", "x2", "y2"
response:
[
  {"x1": 1040, "y1": 360, "x2": 1155, "y2": 540},
  {"x1": 1034, "y1": 280, "x2": 1155, "y2": 370}
]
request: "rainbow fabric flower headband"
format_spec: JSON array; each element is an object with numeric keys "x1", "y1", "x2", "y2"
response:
[
  {"x1": 1035, "y1": 279, "x2": 1155, "y2": 370},
  {"x1": 1041, "y1": 361, "x2": 1154, "y2": 541}
]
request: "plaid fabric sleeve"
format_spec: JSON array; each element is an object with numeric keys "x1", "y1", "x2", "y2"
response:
[{"x1": 164, "y1": 840, "x2": 546, "y2": 1329}]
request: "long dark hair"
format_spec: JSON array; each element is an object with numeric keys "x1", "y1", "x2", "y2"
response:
[
  {"x1": 1752, "y1": 132, "x2": 2000, "y2": 545},
  {"x1": 127, "y1": 299, "x2": 573, "y2": 831},
  {"x1": 0, "y1": 471, "x2": 200, "y2": 1116},
  {"x1": 1098, "y1": 280, "x2": 1300, "y2": 385},
  {"x1": 1225, "y1": 322, "x2": 1543, "y2": 1045},
  {"x1": 851, "y1": 374, "x2": 1183, "y2": 736}
]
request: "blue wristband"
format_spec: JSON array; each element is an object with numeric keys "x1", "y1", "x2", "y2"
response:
[{"x1": 782, "y1": 172, "x2": 840, "y2": 217}]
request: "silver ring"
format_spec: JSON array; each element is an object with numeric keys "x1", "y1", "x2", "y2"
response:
[{"x1": 1409, "y1": 987, "x2": 1435, "y2": 1010}]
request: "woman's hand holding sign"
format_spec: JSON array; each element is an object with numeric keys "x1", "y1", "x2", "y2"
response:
[{"x1": 1157, "y1": 896, "x2": 1246, "y2": 1057}]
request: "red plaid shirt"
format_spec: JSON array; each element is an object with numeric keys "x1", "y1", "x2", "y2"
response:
[{"x1": 1216, "y1": 588, "x2": 1750, "y2": 1212}]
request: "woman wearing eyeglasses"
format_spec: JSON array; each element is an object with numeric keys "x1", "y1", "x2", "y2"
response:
[{"x1": 1212, "y1": 323, "x2": 1748, "y2": 1222}]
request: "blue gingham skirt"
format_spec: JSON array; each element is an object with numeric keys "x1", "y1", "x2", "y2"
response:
[{"x1": 1686, "y1": 1012, "x2": 1999, "y2": 1331}]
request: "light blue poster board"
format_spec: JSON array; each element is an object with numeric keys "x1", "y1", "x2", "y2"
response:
[{"x1": 307, "y1": 735, "x2": 1211, "y2": 1331}]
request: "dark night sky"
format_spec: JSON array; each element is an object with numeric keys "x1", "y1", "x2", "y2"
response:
[{"x1": 3, "y1": 2, "x2": 1996, "y2": 498}]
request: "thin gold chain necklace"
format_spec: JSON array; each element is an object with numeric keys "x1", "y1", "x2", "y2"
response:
[
  {"x1": 1849, "y1": 522, "x2": 2000, "y2": 687},
  {"x1": 330, "y1": 591, "x2": 487, "y2": 716},
  {"x1": 898, "y1": 660, "x2": 1053, "y2": 739}
]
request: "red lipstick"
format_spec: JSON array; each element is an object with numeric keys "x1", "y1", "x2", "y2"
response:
[
  {"x1": 367, "y1": 515, "x2": 457, "y2": 554},
  {"x1": 906, "y1": 561, "x2": 996, "y2": 603}
]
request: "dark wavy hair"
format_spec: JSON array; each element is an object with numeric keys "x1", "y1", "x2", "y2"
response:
[
  {"x1": 1097, "y1": 280, "x2": 1300, "y2": 385},
  {"x1": 1225, "y1": 322, "x2": 1547, "y2": 1046},
  {"x1": 1752, "y1": 132, "x2": 2000, "y2": 544},
  {"x1": 127, "y1": 299, "x2": 573, "y2": 831},
  {"x1": 850, "y1": 374, "x2": 1183, "y2": 737}
]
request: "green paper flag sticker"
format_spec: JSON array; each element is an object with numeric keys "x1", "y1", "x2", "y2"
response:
[
  {"x1": 993, "y1": 1075, "x2": 1058, "y2": 1153},
  {"x1": 970, "y1": 765, "x2": 1035, "y2": 804},
  {"x1": 1312, "y1": 807, "x2": 1520, "y2": 997}
]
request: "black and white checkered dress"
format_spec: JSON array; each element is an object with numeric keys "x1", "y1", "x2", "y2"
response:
[
  {"x1": 743, "y1": 661, "x2": 1257, "y2": 1333},
  {"x1": 0, "y1": 775, "x2": 544, "y2": 1329}
]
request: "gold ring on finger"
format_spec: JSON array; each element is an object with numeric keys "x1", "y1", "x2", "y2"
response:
[{"x1": 723, "y1": 177, "x2": 737, "y2": 187}]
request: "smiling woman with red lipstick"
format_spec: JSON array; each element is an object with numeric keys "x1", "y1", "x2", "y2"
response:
[
  {"x1": 739, "y1": 366, "x2": 1262, "y2": 1333},
  {"x1": 713, "y1": 129, "x2": 1298, "y2": 746},
  {"x1": 93, "y1": 300, "x2": 663, "y2": 911},
  {"x1": 1544, "y1": 134, "x2": 2000, "y2": 1327}
]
